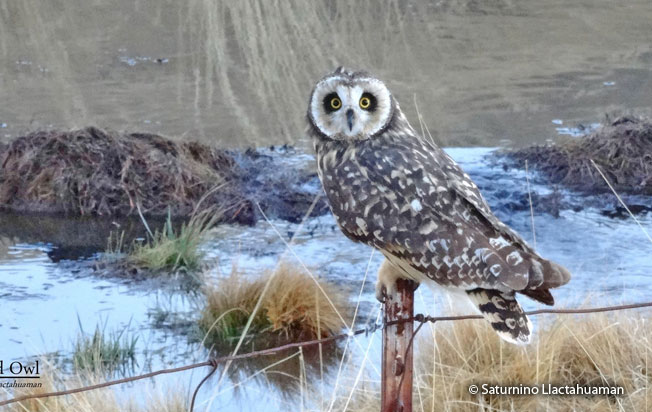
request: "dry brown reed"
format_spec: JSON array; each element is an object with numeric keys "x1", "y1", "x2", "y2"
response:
[
  {"x1": 0, "y1": 127, "x2": 244, "y2": 219},
  {"x1": 4, "y1": 362, "x2": 186, "y2": 412},
  {"x1": 509, "y1": 116, "x2": 652, "y2": 195},
  {"x1": 341, "y1": 311, "x2": 652, "y2": 411}
]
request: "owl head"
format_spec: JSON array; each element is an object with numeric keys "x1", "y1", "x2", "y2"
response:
[{"x1": 307, "y1": 67, "x2": 395, "y2": 141}]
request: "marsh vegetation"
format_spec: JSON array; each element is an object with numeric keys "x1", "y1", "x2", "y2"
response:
[
  {"x1": 341, "y1": 312, "x2": 652, "y2": 411},
  {"x1": 0, "y1": 127, "x2": 241, "y2": 220},
  {"x1": 508, "y1": 116, "x2": 652, "y2": 195},
  {"x1": 72, "y1": 320, "x2": 138, "y2": 375},
  {"x1": 5, "y1": 362, "x2": 187, "y2": 412},
  {"x1": 7, "y1": 312, "x2": 651, "y2": 412},
  {"x1": 199, "y1": 263, "x2": 351, "y2": 348},
  {"x1": 128, "y1": 208, "x2": 222, "y2": 272}
]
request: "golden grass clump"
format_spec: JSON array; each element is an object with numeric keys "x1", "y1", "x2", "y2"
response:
[
  {"x1": 342, "y1": 312, "x2": 652, "y2": 412},
  {"x1": 199, "y1": 262, "x2": 350, "y2": 346},
  {"x1": 0, "y1": 127, "x2": 245, "y2": 219},
  {"x1": 509, "y1": 116, "x2": 652, "y2": 194}
]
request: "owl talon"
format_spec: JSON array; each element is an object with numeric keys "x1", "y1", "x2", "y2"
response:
[
  {"x1": 375, "y1": 281, "x2": 398, "y2": 303},
  {"x1": 375, "y1": 284, "x2": 387, "y2": 303},
  {"x1": 375, "y1": 259, "x2": 402, "y2": 303}
]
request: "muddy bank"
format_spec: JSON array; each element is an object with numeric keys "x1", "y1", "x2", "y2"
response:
[
  {"x1": 228, "y1": 145, "x2": 329, "y2": 223},
  {"x1": 504, "y1": 116, "x2": 652, "y2": 195},
  {"x1": 0, "y1": 127, "x2": 328, "y2": 225}
]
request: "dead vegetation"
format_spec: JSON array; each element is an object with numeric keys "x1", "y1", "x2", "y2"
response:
[
  {"x1": 5, "y1": 310, "x2": 651, "y2": 411},
  {"x1": 199, "y1": 262, "x2": 351, "y2": 348},
  {"x1": 0, "y1": 127, "x2": 250, "y2": 222},
  {"x1": 508, "y1": 116, "x2": 652, "y2": 195},
  {"x1": 4, "y1": 362, "x2": 187, "y2": 412},
  {"x1": 342, "y1": 311, "x2": 652, "y2": 412}
]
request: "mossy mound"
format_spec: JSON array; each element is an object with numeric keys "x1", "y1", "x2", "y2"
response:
[
  {"x1": 508, "y1": 116, "x2": 652, "y2": 195},
  {"x1": 0, "y1": 127, "x2": 251, "y2": 222}
]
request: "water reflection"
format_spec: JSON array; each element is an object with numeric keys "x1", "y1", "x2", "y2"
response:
[{"x1": 208, "y1": 340, "x2": 345, "y2": 401}]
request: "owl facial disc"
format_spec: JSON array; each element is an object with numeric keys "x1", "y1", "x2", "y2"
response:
[{"x1": 308, "y1": 68, "x2": 394, "y2": 140}]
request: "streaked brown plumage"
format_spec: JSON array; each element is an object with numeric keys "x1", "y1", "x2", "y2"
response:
[{"x1": 307, "y1": 67, "x2": 570, "y2": 344}]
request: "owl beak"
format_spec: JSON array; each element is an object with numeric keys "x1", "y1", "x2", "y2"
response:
[{"x1": 346, "y1": 109, "x2": 354, "y2": 131}]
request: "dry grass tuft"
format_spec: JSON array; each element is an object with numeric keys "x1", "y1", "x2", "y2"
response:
[
  {"x1": 342, "y1": 312, "x2": 652, "y2": 411},
  {"x1": 4, "y1": 362, "x2": 186, "y2": 412},
  {"x1": 0, "y1": 127, "x2": 247, "y2": 220},
  {"x1": 199, "y1": 262, "x2": 350, "y2": 347},
  {"x1": 509, "y1": 116, "x2": 652, "y2": 194}
]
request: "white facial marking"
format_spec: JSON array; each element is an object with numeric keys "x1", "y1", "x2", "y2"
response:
[{"x1": 309, "y1": 73, "x2": 392, "y2": 139}]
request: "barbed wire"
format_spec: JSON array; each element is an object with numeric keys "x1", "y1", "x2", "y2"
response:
[{"x1": 2, "y1": 300, "x2": 652, "y2": 410}]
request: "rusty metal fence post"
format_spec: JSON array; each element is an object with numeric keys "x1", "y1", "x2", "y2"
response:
[{"x1": 381, "y1": 278, "x2": 415, "y2": 412}]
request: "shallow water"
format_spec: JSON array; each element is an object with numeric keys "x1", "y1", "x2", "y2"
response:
[
  {"x1": 1, "y1": 1, "x2": 652, "y2": 147},
  {"x1": 1, "y1": 147, "x2": 651, "y2": 410}
]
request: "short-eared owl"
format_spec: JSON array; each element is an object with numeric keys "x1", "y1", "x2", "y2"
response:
[{"x1": 307, "y1": 67, "x2": 570, "y2": 344}]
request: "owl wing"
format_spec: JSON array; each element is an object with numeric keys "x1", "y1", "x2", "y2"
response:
[
  {"x1": 327, "y1": 136, "x2": 565, "y2": 292},
  {"x1": 418, "y1": 141, "x2": 569, "y2": 291},
  {"x1": 428, "y1": 142, "x2": 537, "y2": 255}
]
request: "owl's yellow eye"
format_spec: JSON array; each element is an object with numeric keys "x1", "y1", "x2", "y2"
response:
[
  {"x1": 359, "y1": 93, "x2": 376, "y2": 110},
  {"x1": 323, "y1": 93, "x2": 342, "y2": 112}
]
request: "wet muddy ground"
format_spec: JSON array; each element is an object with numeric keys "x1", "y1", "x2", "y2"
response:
[{"x1": 1, "y1": 147, "x2": 650, "y2": 411}]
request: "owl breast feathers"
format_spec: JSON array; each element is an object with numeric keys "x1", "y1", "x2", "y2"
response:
[{"x1": 308, "y1": 67, "x2": 570, "y2": 344}]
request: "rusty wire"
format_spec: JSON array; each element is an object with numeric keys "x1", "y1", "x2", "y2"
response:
[{"x1": 1, "y1": 300, "x2": 652, "y2": 410}]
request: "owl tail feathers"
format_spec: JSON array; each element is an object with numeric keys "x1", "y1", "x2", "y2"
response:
[
  {"x1": 520, "y1": 288, "x2": 554, "y2": 305},
  {"x1": 519, "y1": 258, "x2": 571, "y2": 306},
  {"x1": 539, "y1": 259, "x2": 572, "y2": 289},
  {"x1": 466, "y1": 288, "x2": 533, "y2": 345}
]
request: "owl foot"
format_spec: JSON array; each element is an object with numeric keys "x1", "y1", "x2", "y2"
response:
[
  {"x1": 375, "y1": 259, "x2": 416, "y2": 302},
  {"x1": 375, "y1": 283, "x2": 392, "y2": 303}
]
